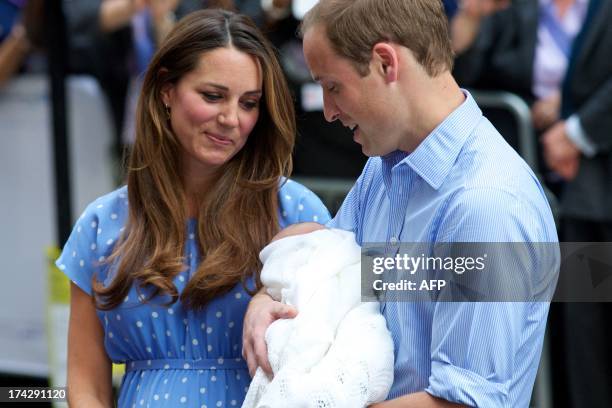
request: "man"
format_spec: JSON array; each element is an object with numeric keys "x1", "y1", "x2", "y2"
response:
[{"x1": 243, "y1": 0, "x2": 558, "y2": 406}]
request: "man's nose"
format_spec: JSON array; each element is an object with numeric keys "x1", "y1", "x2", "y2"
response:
[{"x1": 322, "y1": 94, "x2": 340, "y2": 123}]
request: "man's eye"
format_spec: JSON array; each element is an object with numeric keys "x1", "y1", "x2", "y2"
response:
[{"x1": 326, "y1": 83, "x2": 338, "y2": 93}]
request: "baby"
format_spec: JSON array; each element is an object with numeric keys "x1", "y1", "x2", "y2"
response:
[{"x1": 242, "y1": 223, "x2": 394, "y2": 408}]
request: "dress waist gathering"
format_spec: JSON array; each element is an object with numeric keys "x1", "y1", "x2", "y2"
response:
[{"x1": 125, "y1": 357, "x2": 248, "y2": 372}]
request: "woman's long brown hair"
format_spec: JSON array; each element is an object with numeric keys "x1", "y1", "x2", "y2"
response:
[{"x1": 93, "y1": 9, "x2": 295, "y2": 310}]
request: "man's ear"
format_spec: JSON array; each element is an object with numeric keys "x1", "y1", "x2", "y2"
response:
[{"x1": 372, "y1": 43, "x2": 399, "y2": 83}]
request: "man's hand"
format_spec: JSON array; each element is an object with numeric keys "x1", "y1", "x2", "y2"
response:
[
  {"x1": 242, "y1": 291, "x2": 297, "y2": 377},
  {"x1": 541, "y1": 121, "x2": 581, "y2": 181},
  {"x1": 452, "y1": 0, "x2": 510, "y2": 53},
  {"x1": 531, "y1": 92, "x2": 561, "y2": 131}
]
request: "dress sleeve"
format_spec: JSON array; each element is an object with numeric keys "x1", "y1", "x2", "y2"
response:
[
  {"x1": 278, "y1": 179, "x2": 331, "y2": 227},
  {"x1": 55, "y1": 204, "x2": 103, "y2": 296}
]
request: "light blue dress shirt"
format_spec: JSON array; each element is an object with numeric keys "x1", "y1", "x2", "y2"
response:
[{"x1": 329, "y1": 92, "x2": 558, "y2": 407}]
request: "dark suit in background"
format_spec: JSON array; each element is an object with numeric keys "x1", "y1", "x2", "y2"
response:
[{"x1": 454, "y1": 1, "x2": 612, "y2": 406}]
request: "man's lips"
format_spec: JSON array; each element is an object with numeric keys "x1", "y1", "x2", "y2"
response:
[
  {"x1": 352, "y1": 125, "x2": 361, "y2": 142},
  {"x1": 341, "y1": 120, "x2": 359, "y2": 132}
]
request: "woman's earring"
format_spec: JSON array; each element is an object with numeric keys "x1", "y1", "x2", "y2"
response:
[{"x1": 165, "y1": 103, "x2": 171, "y2": 119}]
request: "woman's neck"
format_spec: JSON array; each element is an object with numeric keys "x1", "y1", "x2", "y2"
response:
[
  {"x1": 182, "y1": 174, "x2": 215, "y2": 219},
  {"x1": 181, "y1": 161, "x2": 219, "y2": 218}
]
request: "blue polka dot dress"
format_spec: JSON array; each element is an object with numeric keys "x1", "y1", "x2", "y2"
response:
[{"x1": 56, "y1": 180, "x2": 330, "y2": 407}]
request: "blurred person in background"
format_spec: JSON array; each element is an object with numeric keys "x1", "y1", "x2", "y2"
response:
[
  {"x1": 452, "y1": 1, "x2": 612, "y2": 406},
  {"x1": 56, "y1": 9, "x2": 329, "y2": 407},
  {"x1": 241, "y1": 0, "x2": 452, "y2": 179},
  {"x1": 0, "y1": 0, "x2": 45, "y2": 86},
  {"x1": 237, "y1": 0, "x2": 369, "y2": 178},
  {"x1": 442, "y1": 0, "x2": 460, "y2": 18},
  {"x1": 63, "y1": 0, "x2": 233, "y2": 176}
]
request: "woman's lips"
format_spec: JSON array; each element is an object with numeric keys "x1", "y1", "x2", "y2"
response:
[{"x1": 206, "y1": 132, "x2": 232, "y2": 146}]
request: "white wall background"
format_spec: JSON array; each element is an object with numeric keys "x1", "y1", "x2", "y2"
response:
[{"x1": 0, "y1": 74, "x2": 115, "y2": 378}]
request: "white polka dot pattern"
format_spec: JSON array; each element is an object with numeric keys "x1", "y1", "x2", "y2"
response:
[{"x1": 54, "y1": 181, "x2": 331, "y2": 406}]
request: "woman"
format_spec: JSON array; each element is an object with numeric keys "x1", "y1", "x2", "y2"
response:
[{"x1": 56, "y1": 9, "x2": 330, "y2": 407}]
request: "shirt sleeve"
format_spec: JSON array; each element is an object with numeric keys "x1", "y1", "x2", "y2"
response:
[
  {"x1": 565, "y1": 114, "x2": 597, "y2": 158},
  {"x1": 326, "y1": 182, "x2": 360, "y2": 231},
  {"x1": 424, "y1": 188, "x2": 555, "y2": 406},
  {"x1": 426, "y1": 302, "x2": 549, "y2": 406},
  {"x1": 327, "y1": 160, "x2": 371, "y2": 238},
  {"x1": 55, "y1": 204, "x2": 103, "y2": 296}
]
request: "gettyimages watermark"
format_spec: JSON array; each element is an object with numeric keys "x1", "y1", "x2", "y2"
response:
[{"x1": 361, "y1": 242, "x2": 612, "y2": 302}]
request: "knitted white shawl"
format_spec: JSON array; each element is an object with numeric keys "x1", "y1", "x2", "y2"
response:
[{"x1": 242, "y1": 229, "x2": 394, "y2": 408}]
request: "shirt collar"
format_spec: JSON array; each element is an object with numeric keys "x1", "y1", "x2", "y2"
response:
[{"x1": 382, "y1": 90, "x2": 482, "y2": 190}]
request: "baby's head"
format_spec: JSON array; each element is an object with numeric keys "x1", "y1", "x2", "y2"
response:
[{"x1": 271, "y1": 222, "x2": 326, "y2": 243}]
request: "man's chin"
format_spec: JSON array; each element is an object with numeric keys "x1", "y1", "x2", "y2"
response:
[
  {"x1": 355, "y1": 132, "x2": 380, "y2": 157},
  {"x1": 360, "y1": 144, "x2": 378, "y2": 158},
  {"x1": 361, "y1": 144, "x2": 397, "y2": 158}
]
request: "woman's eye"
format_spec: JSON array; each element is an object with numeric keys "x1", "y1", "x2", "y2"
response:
[
  {"x1": 241, "y1": 100, "x2": 260, "y2": 111},
  {"x1": 202, "y1": 92, "x2": 222, "y2": 102}
]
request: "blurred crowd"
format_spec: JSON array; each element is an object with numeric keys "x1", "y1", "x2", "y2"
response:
[
  {"x1": 451, "y1": 2, "x2": 612, "y2": 406},
  {"x1": 1, "y1": 0, "x2": 366, "y2": 178},
  {"x1": 1, "y1": 0, "x2": 611, "y2": 407}
]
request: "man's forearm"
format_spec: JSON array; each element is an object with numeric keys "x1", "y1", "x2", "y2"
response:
[
  {"x1": 99, "y1": 0, "x2": 141, "y2": 32},
  {"x1": 0, "y1": 25, "x2": 30, "y2": 87},
  {"x1": 371, "y1": 391, "x2": 467, "y2": 408}
]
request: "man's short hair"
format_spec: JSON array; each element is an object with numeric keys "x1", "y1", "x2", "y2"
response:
[{"x1": 300, "y1": 0, "x2": 454, "y2": 77}]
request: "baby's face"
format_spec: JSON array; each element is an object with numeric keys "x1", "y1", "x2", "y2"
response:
[{"x1": 271, "y1": 222, "x2": 326, "y2": 243}]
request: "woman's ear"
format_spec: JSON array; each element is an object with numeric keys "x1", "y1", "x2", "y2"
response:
[
  {"x1": 161, "y1": 83, "x2": 173, "y2": 107},
  {"x1": 159, "y1": 68, "x2": 173, "y2": 106},
  {"x1": 372, "y1": 43, "x2": 399, "y2": 83}
]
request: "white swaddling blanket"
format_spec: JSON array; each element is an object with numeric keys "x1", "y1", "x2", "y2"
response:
[{"x1": 242, "y1": 228, "x2": 394, "y2": 408}]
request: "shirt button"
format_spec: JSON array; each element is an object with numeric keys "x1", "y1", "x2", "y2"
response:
[{"x1": 390, "y1": 237, "x2": 398, "y2": 243}]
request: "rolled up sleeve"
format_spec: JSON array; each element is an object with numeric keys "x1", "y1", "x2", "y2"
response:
[{"x1": 425, "y1": 302, "x2": 518, "y2": 407}]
